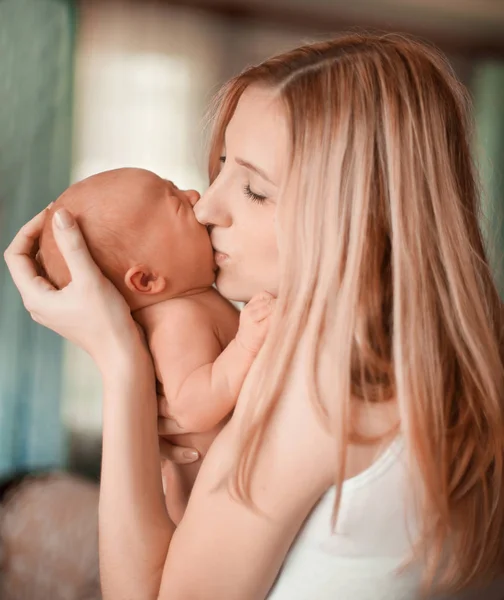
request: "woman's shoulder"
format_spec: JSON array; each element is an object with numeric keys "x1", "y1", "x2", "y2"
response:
[
  {"x1": 169, "y1": 343, "x2": 339, "y2": 599},
  {"x1": 230, "y1": 339, "x2": 336, "y2": 494}
]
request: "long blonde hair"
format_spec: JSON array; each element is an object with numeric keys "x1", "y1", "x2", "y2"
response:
[{"x1": 208, "y1": 33, "x2": 504, "y2": 593}]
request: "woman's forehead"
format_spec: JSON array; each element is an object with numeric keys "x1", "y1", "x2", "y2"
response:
[
  {"x1": 224, "y1": 86, "x2": 289, "y2": 181},
  {"x1": 227, "y1": 86, "x2": 284, "y2": 135}
]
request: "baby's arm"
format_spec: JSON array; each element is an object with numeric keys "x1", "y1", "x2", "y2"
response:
[{"x1": 150, "y1": 293, "x2": 274, "y2": 433}]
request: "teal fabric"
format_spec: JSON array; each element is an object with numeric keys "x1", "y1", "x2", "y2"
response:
[
  {"x1": 0, "y1": 0, "x2": 75, "y2": 476},
  {"x1": 474, "y1": 62, "x2": 504, "y2": 298}
]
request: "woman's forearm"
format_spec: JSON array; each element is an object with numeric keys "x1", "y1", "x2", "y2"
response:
[{"x1": 99, "y1": 348, "x2": 174, "y2": 600}]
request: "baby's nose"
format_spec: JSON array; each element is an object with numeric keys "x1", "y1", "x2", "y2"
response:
[{"x1": 184, "y1": 189, "x2": 200, "y2": 207}]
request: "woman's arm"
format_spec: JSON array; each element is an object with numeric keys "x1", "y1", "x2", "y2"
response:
[
  {"x1": 4, "y1": 209, "x2": 335, "y2": 600},
  {"x1": 99, "y1": 347, "x2": 173, "y2": 599},
  {"x1": 100, "y1": 339, "x2": 335, "y2": 600}
]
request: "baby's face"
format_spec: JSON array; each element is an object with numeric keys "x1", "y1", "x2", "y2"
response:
[{"x1": 146, "y1": 178, "x2": 215, "y2": 287}]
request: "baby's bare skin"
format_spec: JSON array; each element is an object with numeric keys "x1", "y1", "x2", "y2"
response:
[
  {"x1": 38, "y1": 168, "x2": 274, "y2": 523},
  {"x1": 135, "y1": 287, "x2": 240, "y2": 516}
]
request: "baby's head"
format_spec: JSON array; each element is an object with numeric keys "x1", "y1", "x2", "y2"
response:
[{"x1": 39, "y1": 168, "x2": 215, "y2": 310}]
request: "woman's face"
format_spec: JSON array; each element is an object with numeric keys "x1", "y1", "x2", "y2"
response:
[{"x1": 193, "y1": 86, "x2": 289, "y2": 303}]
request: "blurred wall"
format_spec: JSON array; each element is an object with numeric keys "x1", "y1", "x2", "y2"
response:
[
  {"x1": 0, "y1": 0, "x2": 75, "y2": 476},
  {"x1": 475, "y1": 63, "x2": 504, "y2": 298}
]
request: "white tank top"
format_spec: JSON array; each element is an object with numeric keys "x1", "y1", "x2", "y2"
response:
[{"x1": 267, "y1": 436, "x2": 504, "y2": 600}]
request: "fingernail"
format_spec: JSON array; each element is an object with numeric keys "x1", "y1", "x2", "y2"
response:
[
  {"x1": 47, "y1": 202, "x2": 54, "y2": 210},
  {"x1": 183, "y1": 450, "x2": 199, "y2": 462},
  {"x1": 55, "y1": 209, "x2": 74, "y2": 230}
]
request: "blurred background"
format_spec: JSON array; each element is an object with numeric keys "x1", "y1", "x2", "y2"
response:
[{"x1": 0, "y1": 0, "x2": 503, "y2": 482}]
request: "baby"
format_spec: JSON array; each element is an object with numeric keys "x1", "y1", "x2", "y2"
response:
[{"x1": 38, "y1": 167, "x2": 274, "y2": 522}]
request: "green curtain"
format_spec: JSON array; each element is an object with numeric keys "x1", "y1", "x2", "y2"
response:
[
  {"x1": 474, "y1": 62, "x2": 504, "y2": 299},
  {"x1": 0, "y1": 0, "x2": 75, "y2": 476}
]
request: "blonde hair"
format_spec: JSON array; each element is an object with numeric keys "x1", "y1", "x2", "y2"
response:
[{"x1": 208, "y1": 33, "x2": 504, "y2": 593}]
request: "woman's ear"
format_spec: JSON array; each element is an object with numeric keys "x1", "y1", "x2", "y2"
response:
[{"x1": 124, "y1": 265, "x2": 167, "y2": 295}]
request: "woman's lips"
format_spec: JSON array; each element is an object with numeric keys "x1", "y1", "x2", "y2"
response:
[{"x1": 213, "y1": 249, "x2": 229, "y2": 265}]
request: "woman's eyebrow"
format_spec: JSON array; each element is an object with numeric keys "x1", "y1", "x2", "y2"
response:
[{"x1": 235, "y1": 157, "x2": 276, "y2": 185}]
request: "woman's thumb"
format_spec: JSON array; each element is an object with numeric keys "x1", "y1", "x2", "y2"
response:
[{"x1": 52, "y1": 209, "x2": 100, "y2": 280}]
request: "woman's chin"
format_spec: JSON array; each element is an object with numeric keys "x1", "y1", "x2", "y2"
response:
[{"x1": 215, "y1": 272, "x2": 252, "y2": 303}]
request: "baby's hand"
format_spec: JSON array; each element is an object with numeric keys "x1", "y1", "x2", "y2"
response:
[{"x1": 236, "y1": 291, "x2": 276, "y2": 355}]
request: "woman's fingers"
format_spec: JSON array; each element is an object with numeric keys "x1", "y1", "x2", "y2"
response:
[
  {"x1": 159, "y1": 438, "x2": 199, "y2": 464},
  {"x1": 4, "y1": 207, "x2": 138, "y2": 366},
  {"x1": 157, "y1": 403, "x2": 199, "y2": 464},
  {"x1": 3, "y1": 207, "x2": 53, "y2": 296},
  {"x1": 51, "y1": 209, "x2": 103, "y2": 284}
]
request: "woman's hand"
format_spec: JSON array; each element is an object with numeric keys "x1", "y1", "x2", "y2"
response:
[{"x1": 3, "y1": 207, "x2": 143, "y2": 372}]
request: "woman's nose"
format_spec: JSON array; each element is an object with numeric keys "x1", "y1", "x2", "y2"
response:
[
  {"x1": 193, "y1": 198, "x2": 208, "y2": 225},
  {"x1": 193, "y1": 185, "x2": 232, "y2": 228}
]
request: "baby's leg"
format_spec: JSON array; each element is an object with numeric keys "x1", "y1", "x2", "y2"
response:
[
  {"x1": 161, "y1": 423, "x2": 226, "y2": 524},
  {"x1": 162, "y1": 460, "x2": 202, "y2": 525},
  {"x1": 161, "y1": 460, "x2": 195, "y2": 525},
  {"x1": 162, "y1": 414, "x2": 231, "y2": 525}
]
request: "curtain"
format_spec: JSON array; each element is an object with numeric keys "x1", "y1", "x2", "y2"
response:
[
  {"x1": 0, "y1": 0, "x2": 75, "y2": 476},
  {"x1": 474, "y1": 62, "x2": 504, "y2": 298}
]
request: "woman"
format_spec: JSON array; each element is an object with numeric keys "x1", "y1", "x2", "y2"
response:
[{"x1": 4, "y1": 33, "x2": 504, "y2": 599}]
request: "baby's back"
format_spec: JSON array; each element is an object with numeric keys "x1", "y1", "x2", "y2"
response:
[
  {"x1": 143, "y1": 288, "x2": 240, "y2": 455},
  {"x1": 138, "y1": 288, "x2": 241, "y2": 523},
  {"x1": 169, "y1": 289, "x2": 239, "y2": 450},
  {"x1": 188, "y1": 287, "x2": 240, "y2": 351}
]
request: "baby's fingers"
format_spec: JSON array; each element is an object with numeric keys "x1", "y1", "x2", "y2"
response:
[
  {"x1": 246, "y1": 291, "x2": 275, "y2": 308},
  {"x1": 245, "y1": 297, "x2": 276, "y2": 323}
]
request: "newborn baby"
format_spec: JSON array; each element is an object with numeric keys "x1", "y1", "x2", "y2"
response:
[{"x1": 38, "y1": 168, "x2": 274, "y2": 522}]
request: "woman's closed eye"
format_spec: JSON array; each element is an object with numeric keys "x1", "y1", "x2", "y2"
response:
[
  {"x1": 219, "y1": 155, "x2": 267, "y2": 204},
  {"x1": 243, "y1": 184, "x2": 267, "y2": 204}
]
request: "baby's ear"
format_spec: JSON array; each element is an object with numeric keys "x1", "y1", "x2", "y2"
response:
[{"x1": 124, "y1": 265, "x2": 166, "y2": 295}]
